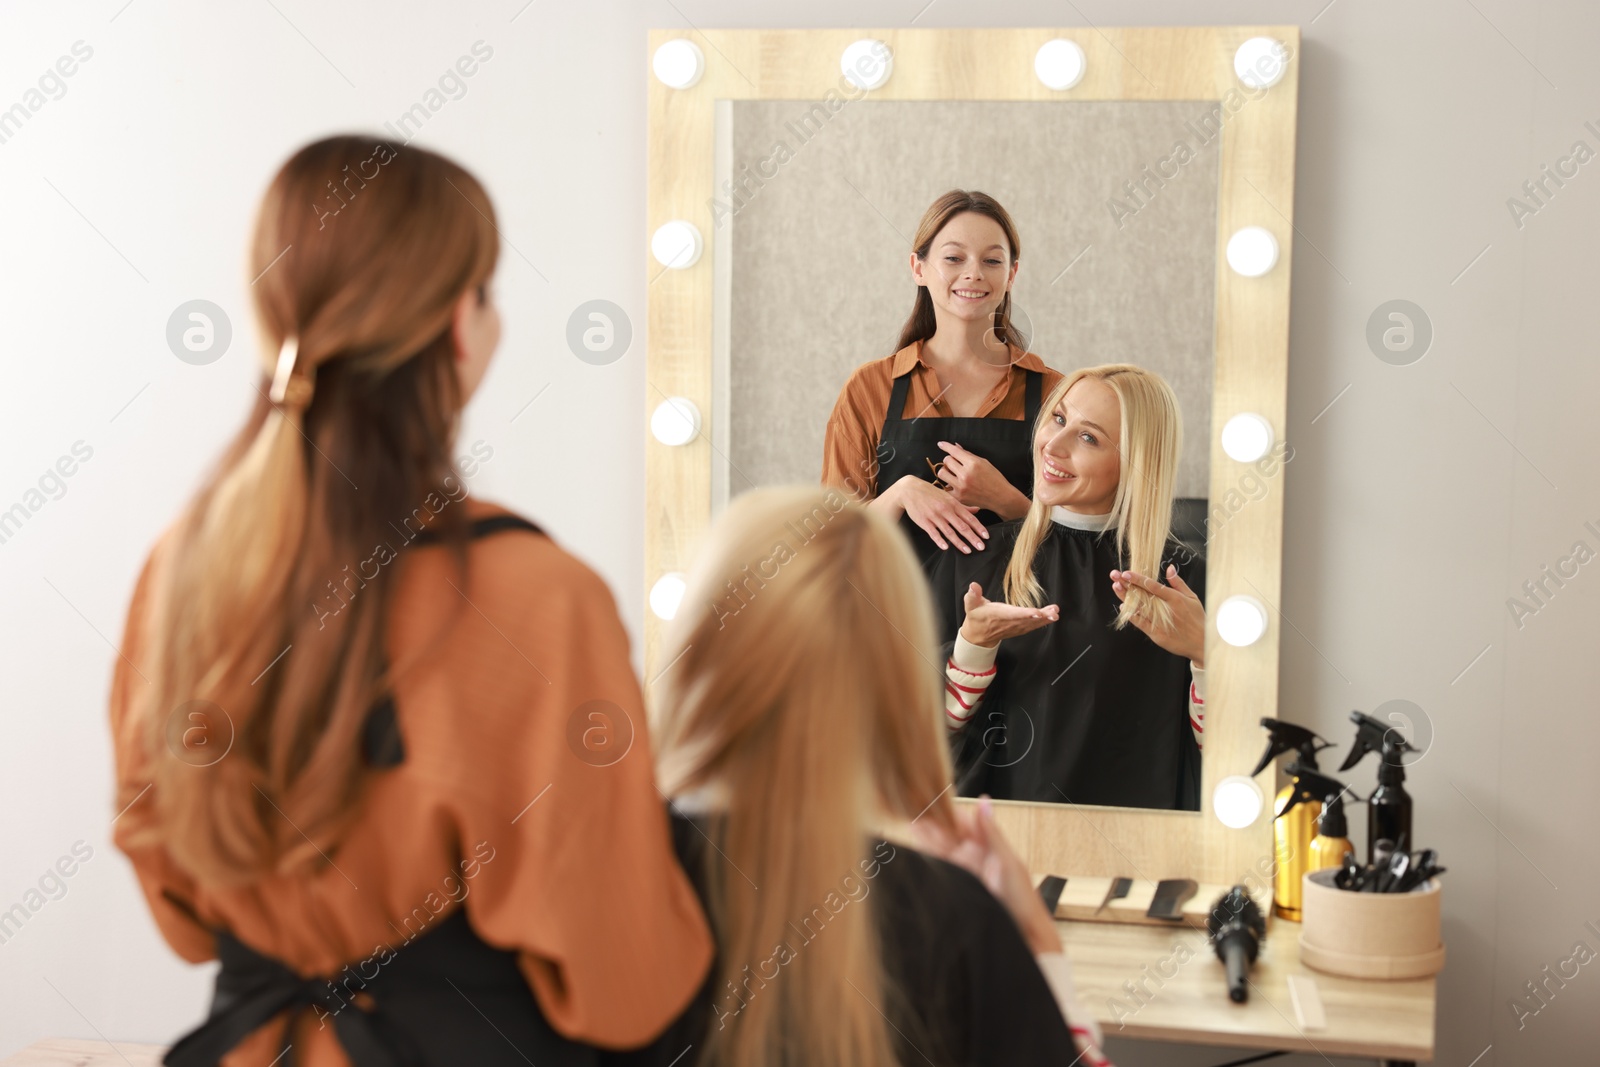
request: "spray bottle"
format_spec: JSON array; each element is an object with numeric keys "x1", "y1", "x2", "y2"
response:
[
  {"x1": 1339, "y1": 710, "x2": 1416, "y2": 865},
  {"x1": 1286, "y1": 767, "x2": 1350, "y2": 876},
  {"x1": 1252, "y1": 719, "x2": 1334, "y2": 921}
]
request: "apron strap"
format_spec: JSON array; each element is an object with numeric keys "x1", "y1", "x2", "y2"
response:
[
  {"x1": 1024, "y1": 368, "x2": 1043, "y2": 424},
  {"x1": 163, "y1": 928, "x2": 417, "y2": 1067},
  {"x1": 165, "y1": 908, "x2": 559, "y2": 1067},
  {"x1": 362, "y1": 512, "x2": 548, "y2": 769},
  {"x1": 409, "y1": 514, "x2": 545, "y2": 546},
  {"x1": 884, "y1": 369, "x2": 914, "y2": 425}
]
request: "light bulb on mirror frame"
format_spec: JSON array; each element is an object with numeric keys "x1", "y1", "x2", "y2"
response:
[
  {"x1": 1233, "y1": 37, "x2": 1288, "y2": 90},
  {"x1": 840, "y1": 39, "x2": 893, "y2": 90},
  {"x1": 1226, "y1": 226, "x2": 1279, "y2": 277},
  {"x1": 1221, "y1": 413, "x2": 1275, "y2": 463},
  {"x1": 1216, "y1": 595, "x2": 1269, "y2": 647},
  {"x1": 649, "y1": 573, "x2": 687, "y2": 620},
  {"x1": 1034, "y1": 39, "x2": 1087, "y2": 91},
  {"x1": 650, "y1": 397, "x2": 702, "y2": 446},
  {"x1": 652, "y1": 39, "x2": 704, "y2": 89},
  {"x1": 1213, "y1": 775, "x2": 1266, "y2": 829},
  {"x1": 651, "y1": 220, "x2": 704, "y2": 270}
]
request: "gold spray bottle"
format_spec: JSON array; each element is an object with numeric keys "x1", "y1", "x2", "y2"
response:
[
  {"x1": 1308, "y1": 786, "x2": 1354, "y2": 874},
  {"x1": 1251, "y1": 719, "x2": 1334, "y2": 921}
]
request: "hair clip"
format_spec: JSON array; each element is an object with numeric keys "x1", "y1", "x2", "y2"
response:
[
  {"x1": 269, "y1": 336, "x2": 300, "y2": 405},
  {"x1": 268, "y1": 336, "x2": 314, "y2": 408}
]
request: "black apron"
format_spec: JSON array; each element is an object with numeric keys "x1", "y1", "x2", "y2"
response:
[
  {"x1": 875, "y1": 366, "x2": 1043, "y2": 572},
  {"x1": 164, "y1": 513, "x2": 603, "y2": 1067},
  {"x1": 929, "y1": 521, "x2": 1205, "y2": 811}
]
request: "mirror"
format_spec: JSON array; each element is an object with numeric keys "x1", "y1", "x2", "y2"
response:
[
  {"x1": 713, "y1": 99, "x2": 1218, "y2": 812},
  {"x1": 648, "y1": 26, "x2": 1296, "y2": 883}
]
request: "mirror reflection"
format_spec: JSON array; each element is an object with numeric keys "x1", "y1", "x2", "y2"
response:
[{"x1": 719, "y1": 100, "x2": 1221, "y2": 811}]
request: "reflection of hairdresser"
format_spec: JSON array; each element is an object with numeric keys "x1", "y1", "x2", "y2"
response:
[
  {"x1": 614, "y1": 486, "x2": 1110, "y2": 1067},
  {"x1": 821, "y1": 190, "x2": 1063, "y2": 575},
  {"x1": 931, "y1": 365, "x2": 1207, "y2": 811}
]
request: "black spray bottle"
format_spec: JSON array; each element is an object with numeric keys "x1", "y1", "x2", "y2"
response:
[{"x1": 1339, "y1": 710, "x2": 1415, "y2": 865}]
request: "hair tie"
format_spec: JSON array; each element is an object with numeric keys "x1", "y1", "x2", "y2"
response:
[{"x1": 268, "y1": 336, "x2": 315, "y2": 410}]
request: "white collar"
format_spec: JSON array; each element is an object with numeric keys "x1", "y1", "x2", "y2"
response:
[
  {"x1": 1050, "y1": 506, "x2": 1116, "y2": 532},
  {"x1": 669, "y1": 782, "x2": 728, "y2": 815}
]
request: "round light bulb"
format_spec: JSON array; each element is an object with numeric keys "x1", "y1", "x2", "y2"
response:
[
  {"x1": 1221, "y1": 413, "x2": 1275, "y2": 463},
  {"x1": 1213, "y1": 775, "x2": 1266, "y2": 829},
  {"x1": 1234, "y1": 37, "x2": 1288, "y2": 90},
  {"x1": 652, "y1": 39, "x2": 704, "y2": 89},
  {"x1": 651, "y1": 220, "x2": 703, "y2": 269},
  {"x1": 1217, "y1": 595, "x2": 1269, "y2": 647},
  {"x1": 1034, "y1": 39, "x2": 1087, "y2": 90},
  {"x1": 649, "y1": 572, "x2": 687, "y2": 620},
  {"x1": 651, "y1": 397, "x2": 701, "y2": 446},
  {"x1": 1226, "y1": 226, "x2": 1279, "y2": 277},
  {"x1": 841, "y1": 39, "x2": 893, "y2": 90}
]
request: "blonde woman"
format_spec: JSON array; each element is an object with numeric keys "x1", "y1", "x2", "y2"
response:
[
  {"x1": 934, "y1": 365, "x2": 1208, "y2": 811},
  {"x1": 609, "y1": 486, "x2": 1110, "y2": 1067},
  {"x1": 108, "y1": 136, "x2": 711, "y2": 1065}
]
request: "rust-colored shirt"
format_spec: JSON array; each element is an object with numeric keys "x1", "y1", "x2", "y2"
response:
[
  {"x1": 820, "y1": 340, "x2": 1064, "y2": 500},
  {"x1": 109, "y1": 498, "x2": 713, "y2": 1065}
]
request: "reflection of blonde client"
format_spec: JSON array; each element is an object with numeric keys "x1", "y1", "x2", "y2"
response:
[
  {"x1": 623, "y1": 486, "x2": 1109, "y2": 1067},
  {"x1": 934, "y1": 365, "x2": 1208, "y2": 811}
]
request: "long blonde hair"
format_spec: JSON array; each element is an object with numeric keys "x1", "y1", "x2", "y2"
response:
[
  {"x1": 1003, "y1": 364, "x2": 1186, "y2": 634},
  {"x1": 651, "y1": 486, "x2": 959, "y2": 1067},
  {"x1": 119, "y1": 136, "x2": 499, "y2": 885}
]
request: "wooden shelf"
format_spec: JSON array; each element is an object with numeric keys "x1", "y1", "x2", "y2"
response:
[
  {"x1": 1059, "y1": 913, "x2": 1437, "y2": 1061},
  {"x1": 1, "y1": 1039, "x2": 164, "y2": 1066},
  {"x1": 1047, "y1": 874, "x2": 1275, "y2": 930}
]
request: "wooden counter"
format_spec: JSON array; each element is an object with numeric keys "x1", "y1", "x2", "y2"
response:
[
  {"x1": 1, "y1": 1041, "x2": 164, "y2": 1066},
  {"x1": 1060, "y1": 914, "x2": 1437, "y2": 1062}
]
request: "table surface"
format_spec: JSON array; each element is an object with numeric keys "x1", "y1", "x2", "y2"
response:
[
  {"x1": 1, "y1": 1040, "x2": 165, "y2": 1066},
  {"x1": 1060, "y1": 913, "x2": 1438, "y2": 1062},
  {"x1": 3, "y1": 919, "x2": 1439, "y2": 1066}
]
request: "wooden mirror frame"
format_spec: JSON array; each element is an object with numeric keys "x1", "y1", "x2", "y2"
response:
[{"x1": 645, "y1": 26, "x2": 1298, "y2": 886}]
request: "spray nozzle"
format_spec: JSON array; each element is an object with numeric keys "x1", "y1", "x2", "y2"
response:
[
  {"x1": 1317, "y1": 788, "x2": 1351, "y2": 839},
  {"x1": 1251, "y1": 717, "x2": 1335, "y2": 777},
  {"x1": 1279, "y1": 761, "x2": 1352, "y2": 820},
  {"x1": 1338, "y1": 710, "x2": 1416, "y2": 773}
]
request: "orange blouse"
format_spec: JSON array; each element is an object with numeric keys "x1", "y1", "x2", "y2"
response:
[
  {"x1": 109, "y1": 498, "x2": 713, "y2": 1066},
  {"x1": 820, "y1": 340, "x2": 1064, "y2": 500}
]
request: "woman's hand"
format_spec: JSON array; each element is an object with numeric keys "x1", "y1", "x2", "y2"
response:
[
  {"x1": 959, "y1": 582, "x2": 1058, "y2": 647},
  {"x1": 936, "y1": 441, "x2": 1031, "y2": 519},
  {"x1": 911, "y1": 795, "x2": 1062, "y2": 956},
  {"x1": 878, "y1": 475, "x2": 989, "y2": 553},
  {"x1": 1111, "y1": 564, "x2": 1205, "y2": 667}
]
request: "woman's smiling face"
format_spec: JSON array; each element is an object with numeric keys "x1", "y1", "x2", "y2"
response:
[
  {"x1": 911, "y1": 211, "x2": 1017, "y2": 329},
  {"x1": 1034, "y1": 377, "x2": 1122, "y2": 513}
]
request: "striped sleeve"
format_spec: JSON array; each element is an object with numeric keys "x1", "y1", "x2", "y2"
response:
[
  {"x1": 1189, "y1": 662, "x2": 1206, "y2": 750},
  {"x1": 945, "y1": 632, "x2": 999, "y2": 730},
  {"x1": 1037, "y1": 952, "x2": 1113, "y2": 1067}
]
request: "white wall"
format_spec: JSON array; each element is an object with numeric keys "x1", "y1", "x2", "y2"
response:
[{"x1": 1, "y1": 2, "x2": 1595, "y2": 1064}]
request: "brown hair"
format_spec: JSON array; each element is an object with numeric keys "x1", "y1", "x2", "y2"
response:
[
  {"x1": 652, "y1": 486, "x2": 959, "y2": 1067},
  {"x1": 1004, "y1": 364, "x2": 1185, "y2": 633},
  {"x1": 895, "y1": 189, "x2": 1024, "y2": 354},
  {"x1": 119, "y1": 135, "x2": 500, "y2": 884}
]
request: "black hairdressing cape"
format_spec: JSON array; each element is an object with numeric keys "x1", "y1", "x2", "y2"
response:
[{"x1": 927, "y1": 515, "x2": 1204, "y2": 811}]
